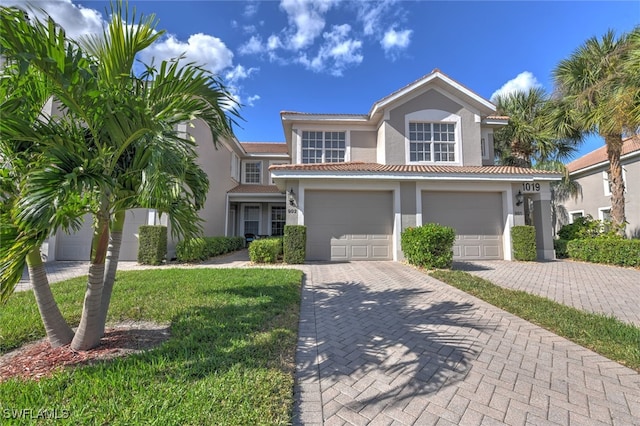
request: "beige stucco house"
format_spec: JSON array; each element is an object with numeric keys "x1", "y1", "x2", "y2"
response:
[
  {"x1": 558, "y1": 135, "x2": 640, "y2": 238},
  {"x1": 46, "y1": 70, "x2": 561, "y2": 262}
]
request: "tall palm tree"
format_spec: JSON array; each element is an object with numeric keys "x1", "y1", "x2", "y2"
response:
[
  {"x1": 553, "y1": 29, "x2": 639, "y2": 232},
  {"x1": 0, "y1": 2, "x2": 238, "y2": 350}
]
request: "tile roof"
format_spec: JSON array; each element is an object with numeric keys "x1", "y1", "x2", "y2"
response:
[
  {"x1": 269, "y1": 162, "x2": 561, "y2": 176},
  {"x1": 567, "y1": 135, "x2": 640, "y2": 173},
  {"x1": 228, "y1": 184, "x2": 283, "y2": 194},
  {"x1": 240, "y1": 142, "x2": 289, "y2": 154}
]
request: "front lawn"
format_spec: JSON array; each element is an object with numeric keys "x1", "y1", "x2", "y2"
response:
[
  {"x1": 0, "y1": 268, "x2": 303, "y2": 425},
  {"x1": 431, "y1": 270, "x2": 640, "y2": 372}
]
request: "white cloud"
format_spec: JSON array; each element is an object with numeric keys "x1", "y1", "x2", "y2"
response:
[
  {"x1": 239, "y1": 35, "x2": 264, "y2": 55},
  {"x1": 225, "y1": 65, "x2": 259, "y2": 85},
  {"x1": 298, "y1": 24, "x2": 363, "y2": 76},
  {"x1": 1, "y1": 0, "x2": 104, "y2": 39},
  {"x1": 246, "y1": 95, "x2": 261, "y2": 107},
  {"x1": 381, "y1": 28, "x2": 412, "y2": 52},
  {"x1": 491, "y1": 71, "x2": 542, "y2": 101},
  {"x1": 243, "y1": 1, "x2": 260, "y2": 18},
  {"x1": 139, "y1": 33, "x2": 234, "y2": 74},
  {"x1": 279, "y1": 0, "x2": 336, "y2": 50},
  {"x1": 356, "y1": 0, "x2": 396, "y2": 36}
]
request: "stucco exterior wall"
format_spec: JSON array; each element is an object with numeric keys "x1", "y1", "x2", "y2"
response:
[
  {"x1": 192, "y1": 119, "x2": 238, "y2": 237},
  {"x1": 350, "y1": 130, "x2": 377, "y2": 162},
  {"x1": 384, "y1": 89, "x2": 482, "y2": 166},
  {"x1": 561, "y1": 158, "x2": 640, "y2": 238}
]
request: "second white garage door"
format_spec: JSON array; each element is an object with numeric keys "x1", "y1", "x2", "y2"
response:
[
  {"x1": 305, "y1": 190, "x2": 393, "y2": 261},
  {"x1": 422, "y1": 192, "x2": 504, "y2": 260}
]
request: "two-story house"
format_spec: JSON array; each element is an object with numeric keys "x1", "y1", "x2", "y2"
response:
[
  {"x1": 558, "y1": 135, "x2": 640, "y2": 238},
  {"x1": 47, "y1": 70, "x2": 561, "y2": 262},
  {"x1": 270, "y1": 70, "x2": 561, "y2": 261}
]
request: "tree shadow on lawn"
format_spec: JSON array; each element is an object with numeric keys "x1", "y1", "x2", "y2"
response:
[{"x1": 303, "y1": 279, "x2": 494, "y2": 410}]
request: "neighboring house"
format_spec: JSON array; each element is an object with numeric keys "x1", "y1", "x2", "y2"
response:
[
  {"x1": 47, "y1": 69, "x2": 561, "y2": 262},
  {"x1": 558, "y1": 135, "x2": 640, "y2": 238}
]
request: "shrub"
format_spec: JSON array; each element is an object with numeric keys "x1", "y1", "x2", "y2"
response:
[
  {"x1": 284, "y1": 225, "x2": 306, "y2": 264},
  {"x1": 554, "y1": 238, "x2": 569, "y2": 259},
  {"x1": 512, "y1": 225, "x2": 537, "y2": 261},
  {"x1": 137, "y1": 226, "x2": 167, "y2": 265},
  {"x1": 249, "y1": 238, "x2": 283, "y2": 263},
  {"x1": 567, "y1": 237, "x2": 640, "y2": 267},
  {"x1": 558, "y1": 215, "x2": 622, "y2": 241},
  {"x1": 175, "y1": 238, "x2": 208, "y2": 262},
  {"x1": 401, "y1": 223, "x2": 455, "y2": 269}
]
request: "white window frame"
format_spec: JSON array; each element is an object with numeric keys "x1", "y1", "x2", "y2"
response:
[
  {"x1": 242, "y1": 161, "x2": 262, "y2": 184},
  {"x1": 568, "y1": 210, "x2": 584, "y2": 223},
  {"x1": 405, "y1": 110, "x2": 462, "y2": 165},
  {"x1": 299, "y1": 130, "x2": 348, "y2": 164},
  {"x1": 269, "y1": 161, "x2": 289, "y2": 184},
  {"x1": 231, "y1": 153, "x2": 240, "y2": 182},
  {"x1": 598, "y1": 207, "x2": 612, "y2": 221},
  {"x1": 268, "y1": 204, "x2": 286, "y2": 236},
  {"x1": 241, "y1": 204, "x2": 261, "y2": 236},
  {"x1": 603, "y1": 167, "x2": 627, "y2": 196}
]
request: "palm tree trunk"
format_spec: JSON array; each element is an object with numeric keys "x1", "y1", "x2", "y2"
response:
[
  {"x1": 26, "y1": 248, "x2": 75, "y2": 347},
  {"x1": 97, "y1": 210, "x2": 125, "y2": 337},
  {"x1": 70, "y1": 213, "x2": 110, "y2": 351},
  {"x1": 605, "y1": 134, "x2": 626, "y2": 234}
]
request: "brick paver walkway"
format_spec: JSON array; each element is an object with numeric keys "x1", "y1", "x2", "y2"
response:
[
  {"x1": 294, "y1": 262, "x2": 640, "y2": 425},
  {"x1": 15, "y1": 256, "x2": 640, "y2": 424},
  {"x1": 455, "y1": 260, "x2": 640, "y2": 326}
]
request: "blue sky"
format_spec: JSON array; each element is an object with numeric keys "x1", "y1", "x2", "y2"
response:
[{"x1": 5, "y1": 0, "x2": 640, "y2": 160}]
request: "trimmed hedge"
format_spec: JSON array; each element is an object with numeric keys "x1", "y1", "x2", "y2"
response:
[
  {"x1": 137, "y1": 225, "x2": 167, "y2": 265},
  {"x1": 554, "y1": 238, "x2": 569, "y2": 259},
  {"x1": 176, "y1": 236, "x2": 245, "y2": 262},
  {"x1": 512, "y1": 225, "x2": 537, "y2": 261},
  {"x1": 401, "y1": 223, "x2": 455, "y2": 269},
  {"x1": 249, "y1": 238, "x2": 283, "y2": 263},
  {"x1": 567, "y1": 237, "x2": 640, "y2": 267},
  {"x1": 283, "y1": 225, "x2": 306, "y2": 264}
]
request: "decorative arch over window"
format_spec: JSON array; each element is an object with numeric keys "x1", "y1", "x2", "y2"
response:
[{"x1": 404, "y1": 109, "x2": 462, "y2": 165}]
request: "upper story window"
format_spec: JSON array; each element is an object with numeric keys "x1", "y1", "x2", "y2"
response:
[
  {"x1": 405, "y1": 109, "x2": 461, "y2": 165},
  {"x1": 409, "y1": 122, "x2": 456, "y2": 162},
  {"x1": 243, "y1": 161, "x2": 261, "y2": 184},
  {"x1": 231, "y1": 153, "x2": 240, "y2": 182},
  {"x1": 301, "y1": 131, "x2": 345, "y2": 163},
  {"x1": 603, "y1": 168, "x2": 627, "y2": 196}
]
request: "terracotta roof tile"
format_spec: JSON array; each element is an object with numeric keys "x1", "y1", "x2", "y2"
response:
[
  {"x1": 269, "y1": 162, "x2": 561, "y2": 176},
  {"x1": 240, "y1": 142, "x2": 289, "y2": 154},
  {"x1": 567, "y1": 135, "x2": 640, "y2": 173},
  {"x1": 228, "y1": 184, "x2": 283, "y2": 194}
]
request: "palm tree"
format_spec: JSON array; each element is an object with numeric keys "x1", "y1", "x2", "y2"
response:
[
  {"x1": 553, "y1": 29, "x2": 639, "y2": 233},
  {"x1": 0, "y1": 2, "x2": 238, "y2": 350}
]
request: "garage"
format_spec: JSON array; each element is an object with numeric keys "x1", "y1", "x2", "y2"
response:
[
  {"x1": 422, "y1": 191, "x2": 504, "y2": 260},
  {"x1": 55, "y1": 209, "x2": 150, "y2": 261},
  {"x1": 305, "y1": 190, "x2": 393, "y2": 261}
]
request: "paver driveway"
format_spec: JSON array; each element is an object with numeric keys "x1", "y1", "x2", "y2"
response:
[{"x1": 294, "y1": 262, "x2": 640, "y2": 425}]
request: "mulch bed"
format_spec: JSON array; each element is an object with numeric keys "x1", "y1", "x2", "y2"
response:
[{"x1": 0, "y1": 323, "x2": 170, "y2": 382}]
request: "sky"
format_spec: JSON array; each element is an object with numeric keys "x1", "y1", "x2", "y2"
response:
[{"x1": 3, "y1": 0, "x2": 640, "y2": 160}]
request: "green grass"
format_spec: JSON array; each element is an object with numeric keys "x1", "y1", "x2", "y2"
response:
[
  {"x1": 430, "y1": 270, "x2": 640, "y2": 372},
  {"x1": 0, "y1": 268, "x2": 303, "y2": 425}
]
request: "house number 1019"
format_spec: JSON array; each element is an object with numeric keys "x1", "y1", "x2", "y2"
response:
[{"x1": 522, "y1": 182, "x2": 541, "y2": 193}]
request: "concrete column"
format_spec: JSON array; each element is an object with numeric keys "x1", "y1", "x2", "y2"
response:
[{"x1": 532, "y1": 197, "x2": 555, "y2": 260}]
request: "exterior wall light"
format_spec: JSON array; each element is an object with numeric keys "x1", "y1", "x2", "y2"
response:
[
  {"x1": 515, "y1": 190, "x2": 524, "y2": 206},
  {"x1": 288, "y1": 188, "x2": 296, "y2": 206}
]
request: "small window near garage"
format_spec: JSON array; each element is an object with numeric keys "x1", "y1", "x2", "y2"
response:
[
  {"x1": 569, "y1": 211, "x2": 584, "y2": 223},
  {"x1": 270, "y1": 206, "x2": 286, "y2": 236},
  {"x1": 598, "y1": 207, "x2": 611, "y2": 222},
  {"x1": 244, "y1": 205, "x2": 260, "y2": 235},
  {"x1": 409, "y1": 122, "x2": 456, "y2": 162},
  {"x1": 301, "y1": 131, "x2": 346, "y2": 163},
  {"x1": 243, "y1": 161, "x2": 261, "y2": 184}
]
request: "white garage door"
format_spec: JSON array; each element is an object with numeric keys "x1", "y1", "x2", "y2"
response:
[
  {"x1": 55, "y1": 209, "x2": 149, "y2": 261},
  {"x1": 305, "y1": 190, "x2": 393, "y2": 261},
  {"x1": 422, "y1": 192, "x2": 504, "y2": 260}
]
